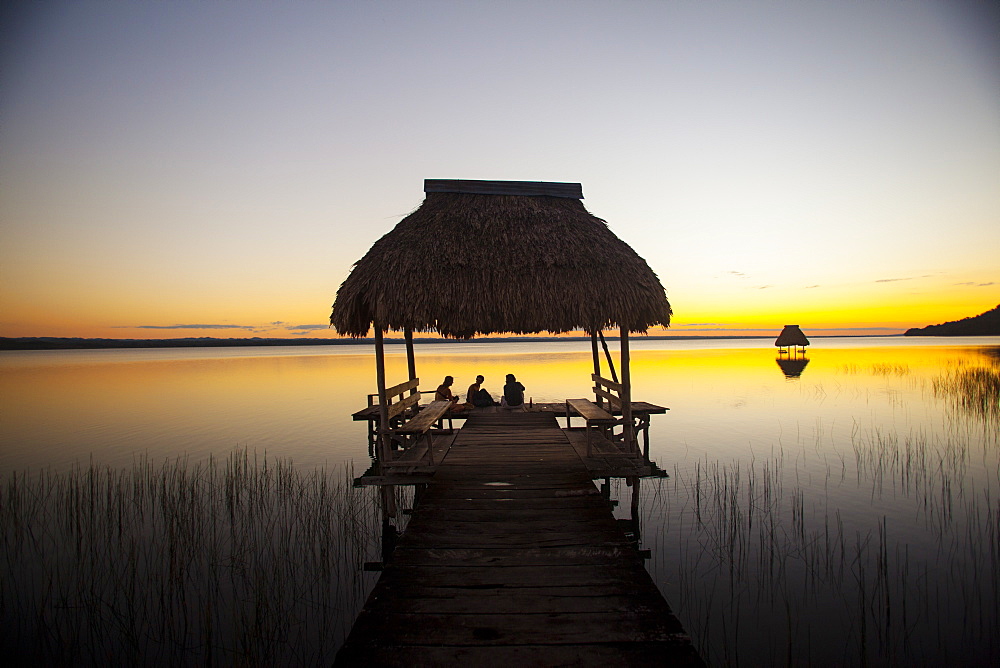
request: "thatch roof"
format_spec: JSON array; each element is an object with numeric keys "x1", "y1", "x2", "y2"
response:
[
  {"x1": 330, "y1": 180, "x2": 672, "y2": 338},
  {"x1": 774, "y1": 325, "x2": 810, "y2": 347}
]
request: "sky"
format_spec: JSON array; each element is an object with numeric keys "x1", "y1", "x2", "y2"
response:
[{"x1": 1, "y1": 0, "x2": 998, "y2": 339}]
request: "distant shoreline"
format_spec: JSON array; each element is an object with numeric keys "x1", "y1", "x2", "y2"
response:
[{"x1": 1, "y1": 334, "x2": 902, "y2": 351}]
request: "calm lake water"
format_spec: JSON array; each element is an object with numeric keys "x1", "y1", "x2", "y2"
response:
[{"x1": 2, "y1": 336, "x2": 998, "y2": 664}]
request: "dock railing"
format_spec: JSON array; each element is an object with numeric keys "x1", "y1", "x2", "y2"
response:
[
  {"x1": 592, "y1": 373, "x2": 636, "y2": 453},
  {"x1": 368, "y1": 377, "x2": 421, "y2": 427}
]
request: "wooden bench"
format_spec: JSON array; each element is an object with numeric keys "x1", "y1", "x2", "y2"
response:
[
  {"x1": 390, "y1": 400, "x2": 453, "y2": 465},
  {"x1": 566, "y1": 398, "x2": 616, "y2": 457},
  {"x1": 368, "y1": 378, "x2": 422, "y2": 426}
]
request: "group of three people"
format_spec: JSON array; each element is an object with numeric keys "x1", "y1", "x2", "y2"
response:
[{"x1": 435, "y1": 374, "x2": 526, "y2": 410}]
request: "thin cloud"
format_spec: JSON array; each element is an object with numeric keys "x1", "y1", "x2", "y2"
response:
[
  {"x1": 756, "y1": 285, "x2": 773, "y2": 290},
  {"x1": 289, "y1": 324, "x2": 328, "y2": 330},
  {"x1": 875, "y1": 277, "x2": 914, "y2": 283},
  {"x1": 670, "y1": 327, "x2": 776, "y2": 332},
  {"x1": 804, "y1": 285, "x2": 821, "y2": 289},
  {"x1": 675, "y1": 326, "x2": 898, "y2": 332},
  {"x1": 128, "y1": 324, "x2": 253, "y2": 330}
]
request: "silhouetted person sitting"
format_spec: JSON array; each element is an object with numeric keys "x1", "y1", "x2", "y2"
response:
[
  {"x1": 467, "y1": 374, "x2": 497, "y2": 407},
  {"x1": 435, "y1": 375, "x2": 466, "y2": 411},
  {"x1": 502, "y1": 373, "x2": 526, "y2": 410}
]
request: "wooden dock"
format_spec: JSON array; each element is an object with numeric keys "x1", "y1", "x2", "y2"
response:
[
  {"x1": 335, "y1": 412, "x2": 702, "y2": 666},
  {"x1": 353, "y1": 400, "x2": 669, "y2": 483}
]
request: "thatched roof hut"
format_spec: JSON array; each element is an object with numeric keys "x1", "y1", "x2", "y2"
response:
[
  {"x1": 331, "y1": 179, "x2": 671, "y2": 461},
  {"x1": 330, "y1": 180, "x2": 671, "y2": 338},
  {"x1": 774, "y1": 325, "x2": 810, "y2": 348}
]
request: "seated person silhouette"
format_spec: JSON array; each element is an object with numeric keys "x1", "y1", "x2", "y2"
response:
[
  {"x1": 435, "y1": 375, "x2": 466, "y2": 411},
  {"x1": 502, "y1": 373, "x2": 526, "y2": 410},
  {"x1": 467, "y1": 374, "x2": 497, "y2": 407}
]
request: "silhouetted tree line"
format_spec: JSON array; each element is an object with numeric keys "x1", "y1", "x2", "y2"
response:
[{"x1": 904, "y1": 304, "x2": 1000, "y2": 336}]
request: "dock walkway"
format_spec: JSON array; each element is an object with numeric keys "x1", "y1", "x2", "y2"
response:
[{"x1": 335, "y1": 412, "x2": 702, "y2": 666}]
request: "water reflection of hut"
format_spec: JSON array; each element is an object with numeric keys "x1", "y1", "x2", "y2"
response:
[
  {"x1": 776, "y1": 357, "x2": 810, "y2": 379},
  {"x1": 775, "y1": 324, "x2": 809, "y2": 356},
  {"x1": 330, "y1": 179, "x2": 672, "y2": 461}
]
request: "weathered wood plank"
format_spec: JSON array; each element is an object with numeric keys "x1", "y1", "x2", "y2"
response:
[
  {"x1": 336, "y1": 410, "x2": 701, "y2": 666},
  {"x1": 390, "y1": 545, "x2": 639, "y2": 567},
  {"x1": 423, "y1": 179, "x2": 584, "y2": 199},
  {"x1": 385, "y1": 376, "x2": 420, "y2": 397},
  {"x1": 395, "y1": 400, "x2": 452, "y2": 434},
  {"x1": 592, "y1": 373, "x2": 624, "y2": 393},
  {"x1": 408, "y1": 507, "x2": 614, "y2": 522},
  {"x1": 413, "y1": 498, "x2": 608, "y2": 512},
  {"x1": 566, "y1": 397, "x2": 615, "y2": 422},
  {"x1": 345, "y1": 610, "x2": 688, "y2": 645},
  {"x1": 353, "y1": 400, "x2": 668, "y2": 421},
  {"x1": 593, "y1": 386, "x2": 624, "y2": 409},
  {"x1": 361, "y1": 587, "x2": 671, "y2": 614},
  {"x1": 386, "y1": 390, "x2": 421, "y2": 420},
  {"x1": 337, "y1": 642, "x2": 703, "y2": 668}
]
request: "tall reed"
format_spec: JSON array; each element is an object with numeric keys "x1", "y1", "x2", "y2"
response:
[
  {"x1": 631, "y1": 424, "x2": 999, "y2": 666},
  {"x1": 1, "y1": 450, "x2": 387, "y2": 666},
  {"x1": 932, "y1": 364, "x2": 1000, "y2": 425}
]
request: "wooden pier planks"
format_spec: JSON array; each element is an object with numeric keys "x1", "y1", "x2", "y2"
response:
[{"x1": 336, "y1": 412, "x2": 702, "y2": 666}]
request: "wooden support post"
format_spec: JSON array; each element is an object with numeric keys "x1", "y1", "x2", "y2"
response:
[
  {"x1": 630, "y1": 477, "x2": 641, "y2": 538},
  {"x1": 374, "y1": 323, "x2": 391, "y2": 467},
  {"x1": 380, "y1": 483, "x2": 397, "y2": 521},
  {"x1": 599, "y1": 331, "x2": 619, "y2": 384},
  {"x1": 620, "y1": 327, "x2": 634, "y2": 454},
  {"x1": 404, "y1": 327, "x2": 417, "y2": 396},
  {"x1": 380, "y1": 515, "x2": 398, "y2": 564},
  {"x1": 590, "y1": 331, "x2": 603, "y2": 408},
  {"x1": 641, "y1": 416, "x2": 651, "y2": 463}
]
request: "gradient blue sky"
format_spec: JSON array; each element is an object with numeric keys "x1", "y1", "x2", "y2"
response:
[{"x1": 2, "y1": 0, "x2": 998, "y2": 338}]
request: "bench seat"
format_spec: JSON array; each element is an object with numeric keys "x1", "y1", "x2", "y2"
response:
[
  {"x1": 566, "y1": 398, "x2": 617, "y2": 457},
  {"x1": 390, "y1": 400, "x2": 453, "y2": 464},
  {"x1": 395, "y1": 400, "x2": 452, "y2": 434}
]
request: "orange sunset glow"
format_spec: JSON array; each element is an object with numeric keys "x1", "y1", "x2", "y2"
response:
[{"x1": 1, "y1": 2, "x2": 997, "y2": 341}]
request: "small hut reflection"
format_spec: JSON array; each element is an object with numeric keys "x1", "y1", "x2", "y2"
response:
[
  {"x1": 775, "y1": 325, "x2": 810, "y2": 378},
  {"x1": 776, "y1": 356, "x2": 810, "y2": 379}
]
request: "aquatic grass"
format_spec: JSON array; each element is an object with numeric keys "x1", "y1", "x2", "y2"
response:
[
  {"x1": 837, "y1": 363, "x2": 911, "y2": 377},
  {"x1": 933, "y1": 365, "x2": 1000, "y2": 426},
  {"x1": 0, "y1": 450, "x2": 384, "y2": 666},
  {"x1": 631, "y1": 424, "x2": 1000, "y2": 666}
]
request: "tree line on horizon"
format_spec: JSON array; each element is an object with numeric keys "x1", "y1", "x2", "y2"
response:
[{"x1": 904, "y1": 304, "x2": 1000, "y2": 336}]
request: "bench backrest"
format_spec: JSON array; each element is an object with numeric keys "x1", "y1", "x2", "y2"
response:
[
  {"x1": 592, "y1": 374, "x2": 623, "y2": 411},
  {"x1": 368, "y1": 378, "x2": 421, "y2": 420}
]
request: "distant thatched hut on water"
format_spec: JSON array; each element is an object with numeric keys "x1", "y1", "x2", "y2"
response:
[
  {"x1": 775, "y1": 324, "x2": 809, "y2": 354},
  {"x1": 330, "y1": 179, "x2": 672, "y2": 457}
]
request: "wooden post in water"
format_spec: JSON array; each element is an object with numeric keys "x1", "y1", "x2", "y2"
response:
[
  {"x1": 599, "y1": 331, "x2": 619, "y2": 384},
  {"x1": 404, "y1": 327, "x2": 417, "y2": 397},
  {"x1": 630, "y1": 476, "x2": 641, "y2": 518},
  {"x1": 620, "y1": 327, "x2": 634, "y2": 454},
  {"x1": 373, "y1": 323, "x2": 391, "y2": 466},
  {"x1": 374, "y1": 323, "x2": 396, "y2": 518},
  {"x1": 590, "y1": 330, "x2": 603, "y2": 408}
]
